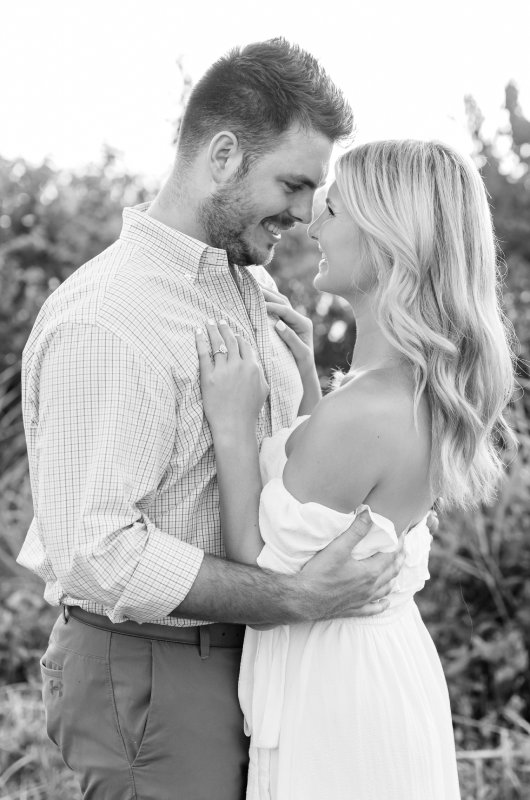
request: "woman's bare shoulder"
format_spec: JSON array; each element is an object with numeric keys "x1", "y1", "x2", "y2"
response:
[
  {"x1": 318, "y1": 370, "x2": 420, "y2": 440},
  {"x1": 283, "y1": 372, "x2": 412, "y2": 512}
]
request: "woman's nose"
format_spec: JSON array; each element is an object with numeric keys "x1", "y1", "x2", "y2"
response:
[{"x1": 307, "y1": 217, "x2": 319, "y2": 241}]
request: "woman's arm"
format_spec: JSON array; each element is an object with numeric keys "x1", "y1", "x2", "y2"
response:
[
  {"x1": 196, "y1": 320, "x2": 268, "y2": 565},
  {"x1": 261, "y1": 288, "x2": 321, "y2": 415},
  {"x1": 212, "y1": 427, "x2": 264, "y2": 564},
  {"x1": 277, "y1": 326, "x2": 321, "y2": 416}
]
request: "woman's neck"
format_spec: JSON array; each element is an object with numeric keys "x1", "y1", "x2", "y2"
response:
[{"x1": 348, "y1": 303, "x2": 403, "y2": 375}]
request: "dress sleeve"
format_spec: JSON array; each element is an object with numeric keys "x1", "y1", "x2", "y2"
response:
[{"x1": 257, "y1": 479, "x2": 399, "y2": 574}]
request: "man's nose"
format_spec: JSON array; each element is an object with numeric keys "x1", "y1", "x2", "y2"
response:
[{"x1": 288, "y1": 193, "x2": 314, "y2": 226}]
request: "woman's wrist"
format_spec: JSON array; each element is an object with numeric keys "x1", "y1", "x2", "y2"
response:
[
  {"x1": 211, "y1": 422, "x2": 258, "y2": 447},
  {"x1": 298, "y1": 373, "x2": 322, "y2": 414},
  {"x1": 296, "y1": 352, "x2": 318, "y2": 380}
]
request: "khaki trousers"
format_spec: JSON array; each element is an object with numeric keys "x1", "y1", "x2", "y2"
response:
[{"x1": 40, "y1": 612, "x2": 249, "y2": 799}]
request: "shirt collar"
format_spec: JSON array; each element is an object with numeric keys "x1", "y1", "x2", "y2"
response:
[{"x1": 120, "y1": 202, "x2": 231, "y2": 281}]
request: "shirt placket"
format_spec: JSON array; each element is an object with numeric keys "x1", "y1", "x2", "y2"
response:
[
  {"x1": 199, "y1": 260, "x2": 275, "y2": 438},
  {"x1": 233, "y1": 268, "x2": 277, "y2": 438}
]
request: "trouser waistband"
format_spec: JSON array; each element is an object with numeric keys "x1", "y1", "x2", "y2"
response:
[{"x1": 64, "y1": 606, "x2": 245, "y2": 656}]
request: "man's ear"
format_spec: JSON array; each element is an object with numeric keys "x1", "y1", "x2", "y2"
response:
[{"x1": 207, "y1": 131, "x2": 244, "y2": 184}]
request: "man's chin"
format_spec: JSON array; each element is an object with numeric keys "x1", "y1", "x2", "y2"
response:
[
  {"x1": 258, "y1": 247, "x2": 275, "y2": 268},
  {"x1": 229, "y1": 243, "x2": 275, "y2": 268}
]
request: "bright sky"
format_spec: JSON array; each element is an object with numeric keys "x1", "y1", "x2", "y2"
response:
[{"x1": 3, "y1": 0, "x2": 529, "y2": 183}]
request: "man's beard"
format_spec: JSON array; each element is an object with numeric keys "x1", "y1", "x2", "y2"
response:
[{"x1": 198, "y1": 178, "x2": 274, "y2": 267}]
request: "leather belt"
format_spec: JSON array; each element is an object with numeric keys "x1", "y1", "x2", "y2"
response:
[{"x1": 65, "y1": 606, "x2": 245, "y2": 649}]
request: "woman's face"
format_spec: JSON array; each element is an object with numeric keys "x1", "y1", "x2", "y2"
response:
[{"x1": 308, "y1": 181, "x2": 373, "y2": 302}]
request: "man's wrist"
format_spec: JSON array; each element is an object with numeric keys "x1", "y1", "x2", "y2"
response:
[{"x1": 282, "y1": 571, "x2": 314, "y2": 623}]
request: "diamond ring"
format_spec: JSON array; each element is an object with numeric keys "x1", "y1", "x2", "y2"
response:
[{"x1": 212, "y1": 344, "x2": 228, "y2": 357}]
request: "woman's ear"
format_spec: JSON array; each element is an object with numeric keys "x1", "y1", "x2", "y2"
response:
[{"x1": 207, "y1": 131, "x2": 244, "y2": 184}]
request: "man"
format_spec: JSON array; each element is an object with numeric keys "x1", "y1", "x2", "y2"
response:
[{"x1": 19, "y1": 39, "x2": 409, "y2": 799}]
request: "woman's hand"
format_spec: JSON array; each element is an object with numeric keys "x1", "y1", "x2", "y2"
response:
[
  {"x1": 196, "y1": 319, "x2": 269, "y2": 439},
  {"x1": 262, "y1": 288, "x2": 321, "y2": 414},
  {"x1": 262, "y1": 287, "x2": 315, "y2": 377}
]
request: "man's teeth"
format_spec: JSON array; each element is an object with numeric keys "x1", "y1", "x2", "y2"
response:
[{"x1": 264, "y1": 221, "x2": 282, "y2": 239}]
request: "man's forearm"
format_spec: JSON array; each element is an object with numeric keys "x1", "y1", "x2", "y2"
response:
[
  {"x1": 173, "y1": 515, "x2": 405, "y2": 625},
  {"x1": 171, "y1": 553, "x2": 306, "y2": 625}
]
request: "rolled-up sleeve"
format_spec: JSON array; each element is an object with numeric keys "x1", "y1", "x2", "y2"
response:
[{"x1": 28, "y1": 321, "x2": 204, "y2": 622}]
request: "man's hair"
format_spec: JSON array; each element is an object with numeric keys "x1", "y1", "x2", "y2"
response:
[{"x1": 177, "y1": 37, "x2": 354, "y2": 168}]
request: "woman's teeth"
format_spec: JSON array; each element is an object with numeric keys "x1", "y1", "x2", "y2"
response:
[{"x1": 263, "y1": 221, "x2": 282, "y2": 239}]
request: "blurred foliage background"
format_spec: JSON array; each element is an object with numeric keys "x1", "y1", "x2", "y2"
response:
[{"x1": 0, "y1": 83, "x2": 529, "y2": 799}]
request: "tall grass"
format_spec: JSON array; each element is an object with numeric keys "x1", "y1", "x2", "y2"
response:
[{"x1": 0, "y1": 684, "x2": 82, "y2": 800}]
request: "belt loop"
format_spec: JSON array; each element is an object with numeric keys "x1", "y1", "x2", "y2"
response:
[
  {"x1": 199, "y1": 626, "x2": 210, "y2": 660},
  {"x1": 62, "y1": 605, "x2": 70, "y2": 624}
]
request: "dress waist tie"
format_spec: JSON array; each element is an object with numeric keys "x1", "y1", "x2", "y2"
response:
[{"x1": 239, "y1": 625, "x2": 290, "y2": 749}]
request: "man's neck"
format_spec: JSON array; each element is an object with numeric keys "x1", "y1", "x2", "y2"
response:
[{"x1": 147, "y1": 184, "x2": 207, "y2": 243}]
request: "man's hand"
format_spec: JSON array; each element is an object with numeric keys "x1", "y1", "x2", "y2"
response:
[{"x1": 294, "y1": 508, "x2": 404, "y2": 621}]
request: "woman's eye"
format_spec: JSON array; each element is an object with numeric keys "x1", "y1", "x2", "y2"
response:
[{"x1": 326, "y1": 204, "x2": 335, "y2": 217}]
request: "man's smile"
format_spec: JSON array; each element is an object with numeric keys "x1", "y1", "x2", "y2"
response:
[{"x1": 262, "y1": 220, "x2": 282, "y2": 240}]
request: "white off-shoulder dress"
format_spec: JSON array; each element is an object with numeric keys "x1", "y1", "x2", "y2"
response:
[{"x1": 239, "y1": 417, "x2": 461, "y2": 800}]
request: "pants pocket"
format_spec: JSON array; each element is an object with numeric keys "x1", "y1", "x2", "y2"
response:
[
  {"x1": 40, "y1": 638, "x2": 67, "y2": 747},
  {"x1": 109, "y1": 634, "x2": 154, "y2": 765}
]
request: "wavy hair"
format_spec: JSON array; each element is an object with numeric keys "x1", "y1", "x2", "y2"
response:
[{"x1": 335, "y1": 140, "x2": 516, "y2": 509}]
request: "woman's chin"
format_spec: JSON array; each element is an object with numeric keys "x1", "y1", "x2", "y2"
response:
[{"x1": 313, "y1": 273, "x2": 328, "y2": 293}]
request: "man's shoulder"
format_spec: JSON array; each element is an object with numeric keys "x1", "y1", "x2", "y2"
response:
[{"x1": 38, "y1": 238, "x2": 197, "y2": 329}]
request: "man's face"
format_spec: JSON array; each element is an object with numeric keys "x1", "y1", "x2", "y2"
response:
[{"x1": 199, "y1": 125, "x2": 333, "y2": 267}]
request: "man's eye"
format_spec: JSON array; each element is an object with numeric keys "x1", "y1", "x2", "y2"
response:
[{"x1": 284, "y1": 182, "x2": 302, "y2": 193}]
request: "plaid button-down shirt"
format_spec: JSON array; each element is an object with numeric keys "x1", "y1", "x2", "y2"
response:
[{"x1": 18, "y1": 203, "x2": 303, "y2": 625}]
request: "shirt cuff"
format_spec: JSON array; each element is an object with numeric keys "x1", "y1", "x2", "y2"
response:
[{"x1": 110, "y1": 528, "x2": 205, "y2": 623}]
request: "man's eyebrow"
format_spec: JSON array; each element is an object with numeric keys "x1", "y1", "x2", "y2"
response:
[{"x1": 284, "y1": 174, "x2": 325, "y2": 190}]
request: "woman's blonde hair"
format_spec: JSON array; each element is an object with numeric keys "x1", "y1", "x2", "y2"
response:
[{"x1": 335, "y1": 140, "x2": 516, "y2": 509}]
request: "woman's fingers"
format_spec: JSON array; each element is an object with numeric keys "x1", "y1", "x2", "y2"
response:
[
  {"x1": 235, "y1": 334, "x2": 256, "y2": 361},
  {"x1": 275, "y1": 321, "x2": 304, "y2": 356},
  {"x1": 206, "y1": 319, "x2": 230, "y2": 362},
  {"x1": 266, "y1": 301, "x2": 299, "y2": 323},
  {"x1": 261, "y1": 286, "x2": 289, "y2": 306},
  {"x1": 195, "y1": 328, "x2": 213, "y2": 375},
  {"x1": 218, "y1": 319, "x2": 239, "y2": 359},
  {"x1": 266, "y1": 302, "x2": 313, "y2": 346},
  {"x1": 198, "y1": 317, "x2": 262, "y2": 366}
]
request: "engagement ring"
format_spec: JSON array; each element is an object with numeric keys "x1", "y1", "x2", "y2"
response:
[{"x1": 212, "y1": 344, "x2": 228, "y2": 357}]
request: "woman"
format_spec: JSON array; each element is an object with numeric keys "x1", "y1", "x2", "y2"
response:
[{"x1": 195, "y1": 140, "x2": 516, "y2": 799}]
